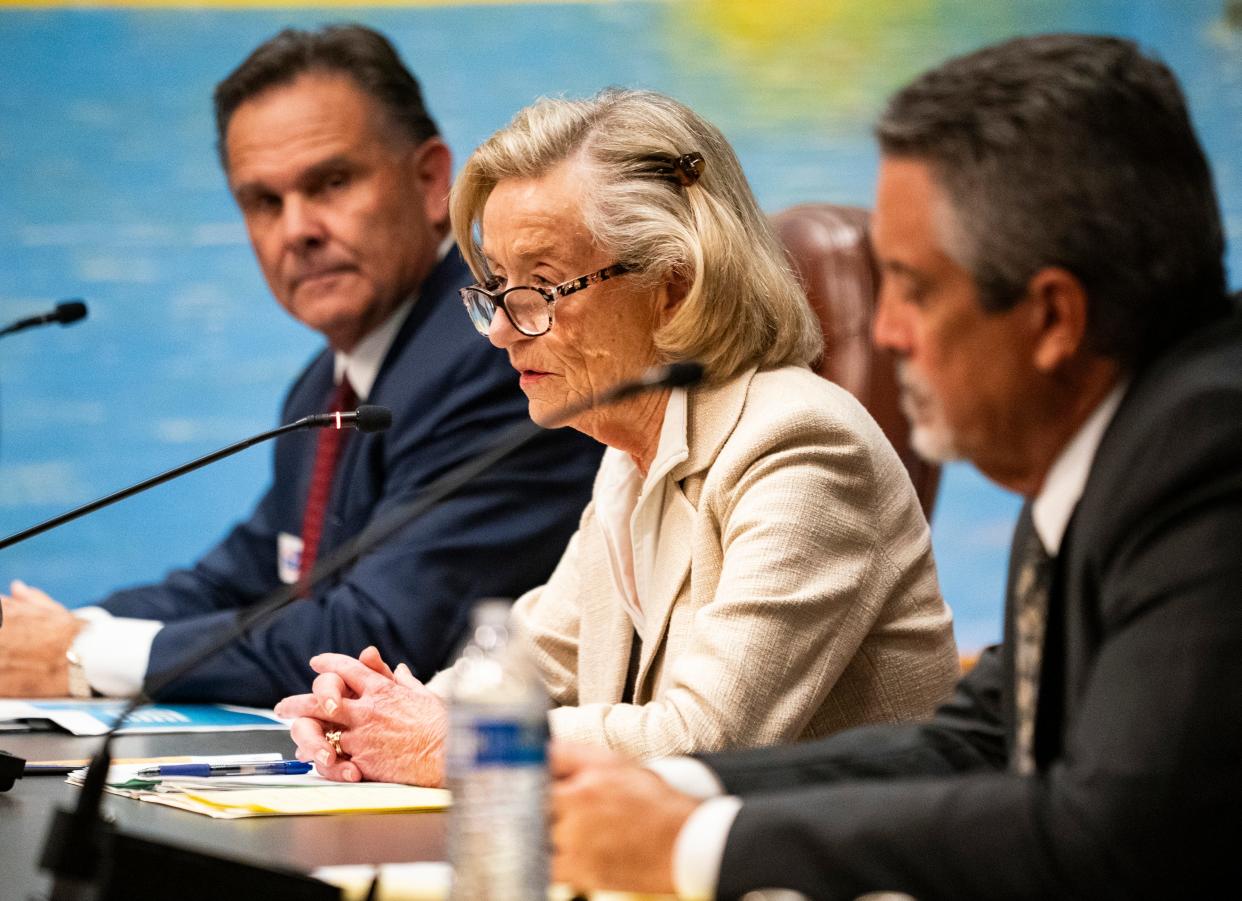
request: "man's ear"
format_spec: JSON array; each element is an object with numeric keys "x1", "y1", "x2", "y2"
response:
[
  {"x1": 410, "y1": 137, "x2": 453, "y2": 230},
  {"x1": 1026, "y1": 266, "x2": 1090, "y2": 372}
]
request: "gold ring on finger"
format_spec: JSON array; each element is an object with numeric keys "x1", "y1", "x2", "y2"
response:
[{"x1": 325, "y1": 729, "x2": 344, "y2": 757}]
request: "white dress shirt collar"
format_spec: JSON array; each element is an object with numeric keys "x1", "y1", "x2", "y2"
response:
[
  {"x1": 332, "y1": 297, "x2": 413, "y2": 401},
  {"x1": 646, "y1": 385, "x2": 691, "y2": 484},
  {"x1": 1031, "y1": 381, "x2": 1128, "y2": 555}
]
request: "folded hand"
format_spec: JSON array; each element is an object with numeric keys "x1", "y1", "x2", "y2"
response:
[{"x1": 275, "y1": 646, "x2": 448, "y2": 786}]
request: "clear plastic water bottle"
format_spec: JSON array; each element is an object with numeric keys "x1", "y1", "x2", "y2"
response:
[{"x1": 446, "y1": 599, "x2": 550, "y2": 900}]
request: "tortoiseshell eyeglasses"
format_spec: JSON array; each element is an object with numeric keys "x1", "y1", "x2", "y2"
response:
[{"x1": 460, "y1": 263, "x2": 631, "y2": 337}]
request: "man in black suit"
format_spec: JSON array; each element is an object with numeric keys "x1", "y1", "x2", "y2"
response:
[
  {"x1": 549, "y1": 34, "x2": 1242, "y2": 899},
  {"x1": 0, "y1": 25, "x2": 602, "y2": 705}
]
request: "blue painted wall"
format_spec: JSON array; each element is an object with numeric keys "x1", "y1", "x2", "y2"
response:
[{"x1": 1, "y1": 1, "x2": 1238, "y2": 653}]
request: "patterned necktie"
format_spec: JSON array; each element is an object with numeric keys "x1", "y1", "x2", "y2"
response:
[
  {"x1": 1011, "y1": 505, "x2": 1053, "y2": 776},
  {"x1": 298, "y1": 378, "x2": 357, "y2": 582}
]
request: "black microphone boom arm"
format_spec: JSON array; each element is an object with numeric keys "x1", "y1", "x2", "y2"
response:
[{"x1": 0, "y1": 405, "x2": 392, "y2": 551}]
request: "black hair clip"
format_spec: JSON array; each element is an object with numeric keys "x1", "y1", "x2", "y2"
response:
[{"x1": 639, "y1": 151, "x2": 706, "y2": 187}]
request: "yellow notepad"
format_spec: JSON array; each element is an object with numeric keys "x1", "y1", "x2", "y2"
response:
[{"x1": 172, "y1": 783, "x2": 451, "y2": 817}]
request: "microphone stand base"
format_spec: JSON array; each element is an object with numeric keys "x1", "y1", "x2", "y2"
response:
[
  {"x1": 40, "y1": 808, "x2": 340, "y2": 901},
  {"x1": 1, "y1": 749, "x2": 23, "y2": 791}
]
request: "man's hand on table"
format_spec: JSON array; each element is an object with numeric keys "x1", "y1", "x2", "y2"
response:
[
  {"x1": 550, "y1": 741, "x2": 699, "y2": 896},
  {"x1": 0, "y1": 580, "x2": 82, "y2": 696}
]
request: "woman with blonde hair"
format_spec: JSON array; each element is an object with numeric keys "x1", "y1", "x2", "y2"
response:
[{"x1": 275, "y1": 88, "x2": 958, "y2": 786}]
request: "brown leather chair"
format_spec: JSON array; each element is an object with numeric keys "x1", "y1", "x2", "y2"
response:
[{"x1": 770, "y1": 203, "x2": 941, "y2": 517}]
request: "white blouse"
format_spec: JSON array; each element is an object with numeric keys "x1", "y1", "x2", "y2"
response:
[{"x1": 591, "y1": 388, "x2": 689, "y2": 641}]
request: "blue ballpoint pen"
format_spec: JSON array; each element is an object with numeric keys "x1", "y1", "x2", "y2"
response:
[{"x1": 134, "y1": 760, "x2": 313, "y2": 778}]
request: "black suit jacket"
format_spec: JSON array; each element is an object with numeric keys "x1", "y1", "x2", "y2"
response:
[
  {"x1": 102, "y1": 249, "x2": 603, "y2": 705},
  {"x1": 702, "y1": 308, "x2": 1242, "y2": 899}
]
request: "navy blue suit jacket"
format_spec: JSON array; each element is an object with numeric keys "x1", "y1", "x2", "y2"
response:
[{"x1": 101, "y1": 249, "x2": 603, "y2": 705}]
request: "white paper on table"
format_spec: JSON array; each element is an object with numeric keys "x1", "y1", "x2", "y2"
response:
[
  {"x1": 312, "y1": 865, "x2": 678, "y2": 901},
  {"x1": 0, "y1": 700, "x2": 113, "y2": 735},
  {"x1": 313, "y1": 863, "x2": 451, "y2": 901}
]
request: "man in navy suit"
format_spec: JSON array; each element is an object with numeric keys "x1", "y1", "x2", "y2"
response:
[
  {"x1": 548, "y1": 34, "x2": 1242, "y2": 898},
  {"x1": 0, "y1": 25, "x2": 602, "y2": 705}
]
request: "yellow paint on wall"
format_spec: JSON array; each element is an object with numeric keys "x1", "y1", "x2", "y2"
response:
[{"x1": 654, "y1": 0, "x2": 938, "y2": 126}]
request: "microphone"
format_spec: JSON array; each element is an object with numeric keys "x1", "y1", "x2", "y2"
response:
[
  {"x1": 604, "y1": 361, "x2": 705, "y2": 400},
  {"x1": 0, "y1": 405, "x2": 392, "y2": 551},
  {"x1": 38, "y1": 360, "x2": 703, "y2": 899},
  {"x1": 0, "y1": 300, "x2": 88, "y2": 338},
  {"x1": 297, "y1": 404, "x2": 392, "y2": 433}
]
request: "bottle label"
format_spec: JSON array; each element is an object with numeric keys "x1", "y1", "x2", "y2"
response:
[{"x1": 458, "y1": 718, "x2": 547, "y2": 767}]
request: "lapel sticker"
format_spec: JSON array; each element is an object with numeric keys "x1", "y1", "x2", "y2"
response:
[{"x1": 277, "y1": 532, "x2": 304, "y2": 585}]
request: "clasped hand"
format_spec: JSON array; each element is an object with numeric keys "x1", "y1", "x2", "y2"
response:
[{"x1": 274, "y1": 646, "x2": 448, "y2": 786}]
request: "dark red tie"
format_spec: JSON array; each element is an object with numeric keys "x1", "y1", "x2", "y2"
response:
[{"x1": 299, "y1": 378, "x2": 357, "y2": 581}]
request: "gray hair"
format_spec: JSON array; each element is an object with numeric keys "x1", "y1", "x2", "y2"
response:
[
  {"x1": 450, "y1": 88, "x2": 822, "y2": 381},
  {"x1": 213, "y1": 24, "x2": 439, "y2": 171},
  {"x1": 877, "y1": 33, "x2": 1228, "y2": 367}
]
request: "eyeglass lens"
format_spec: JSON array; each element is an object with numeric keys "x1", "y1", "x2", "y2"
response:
[{"x1": 465, "y1": 288, "x2": 553, "y2": 336}]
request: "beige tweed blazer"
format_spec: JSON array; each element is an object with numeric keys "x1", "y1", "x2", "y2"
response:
[{"x1": 439, "y1": 365, "x2": 959, "y2": 759}]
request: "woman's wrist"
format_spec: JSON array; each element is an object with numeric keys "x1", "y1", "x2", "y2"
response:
[{"x1": 411, "y1": 694, "x2": 450, "y2": 787}]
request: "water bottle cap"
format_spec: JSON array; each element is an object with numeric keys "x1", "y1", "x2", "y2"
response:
[{"x1": 470, "y1": 598, "x2": 512, "y2": 629}]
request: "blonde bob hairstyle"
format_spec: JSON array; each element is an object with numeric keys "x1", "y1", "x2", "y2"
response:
[{"x1": 450, "y1": 88, "x2": 822, "y2": 382}]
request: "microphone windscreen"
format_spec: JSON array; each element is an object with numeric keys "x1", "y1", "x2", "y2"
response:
[
  {"x1": 354, "y1": 405, "x2": 393, "y2": 434},
  {"x1": 657, "y1": 361, "x2": 705, "y2": 388},
  {"x1": 55, "y1": 301, "x2": 87, "y2": 325}
]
